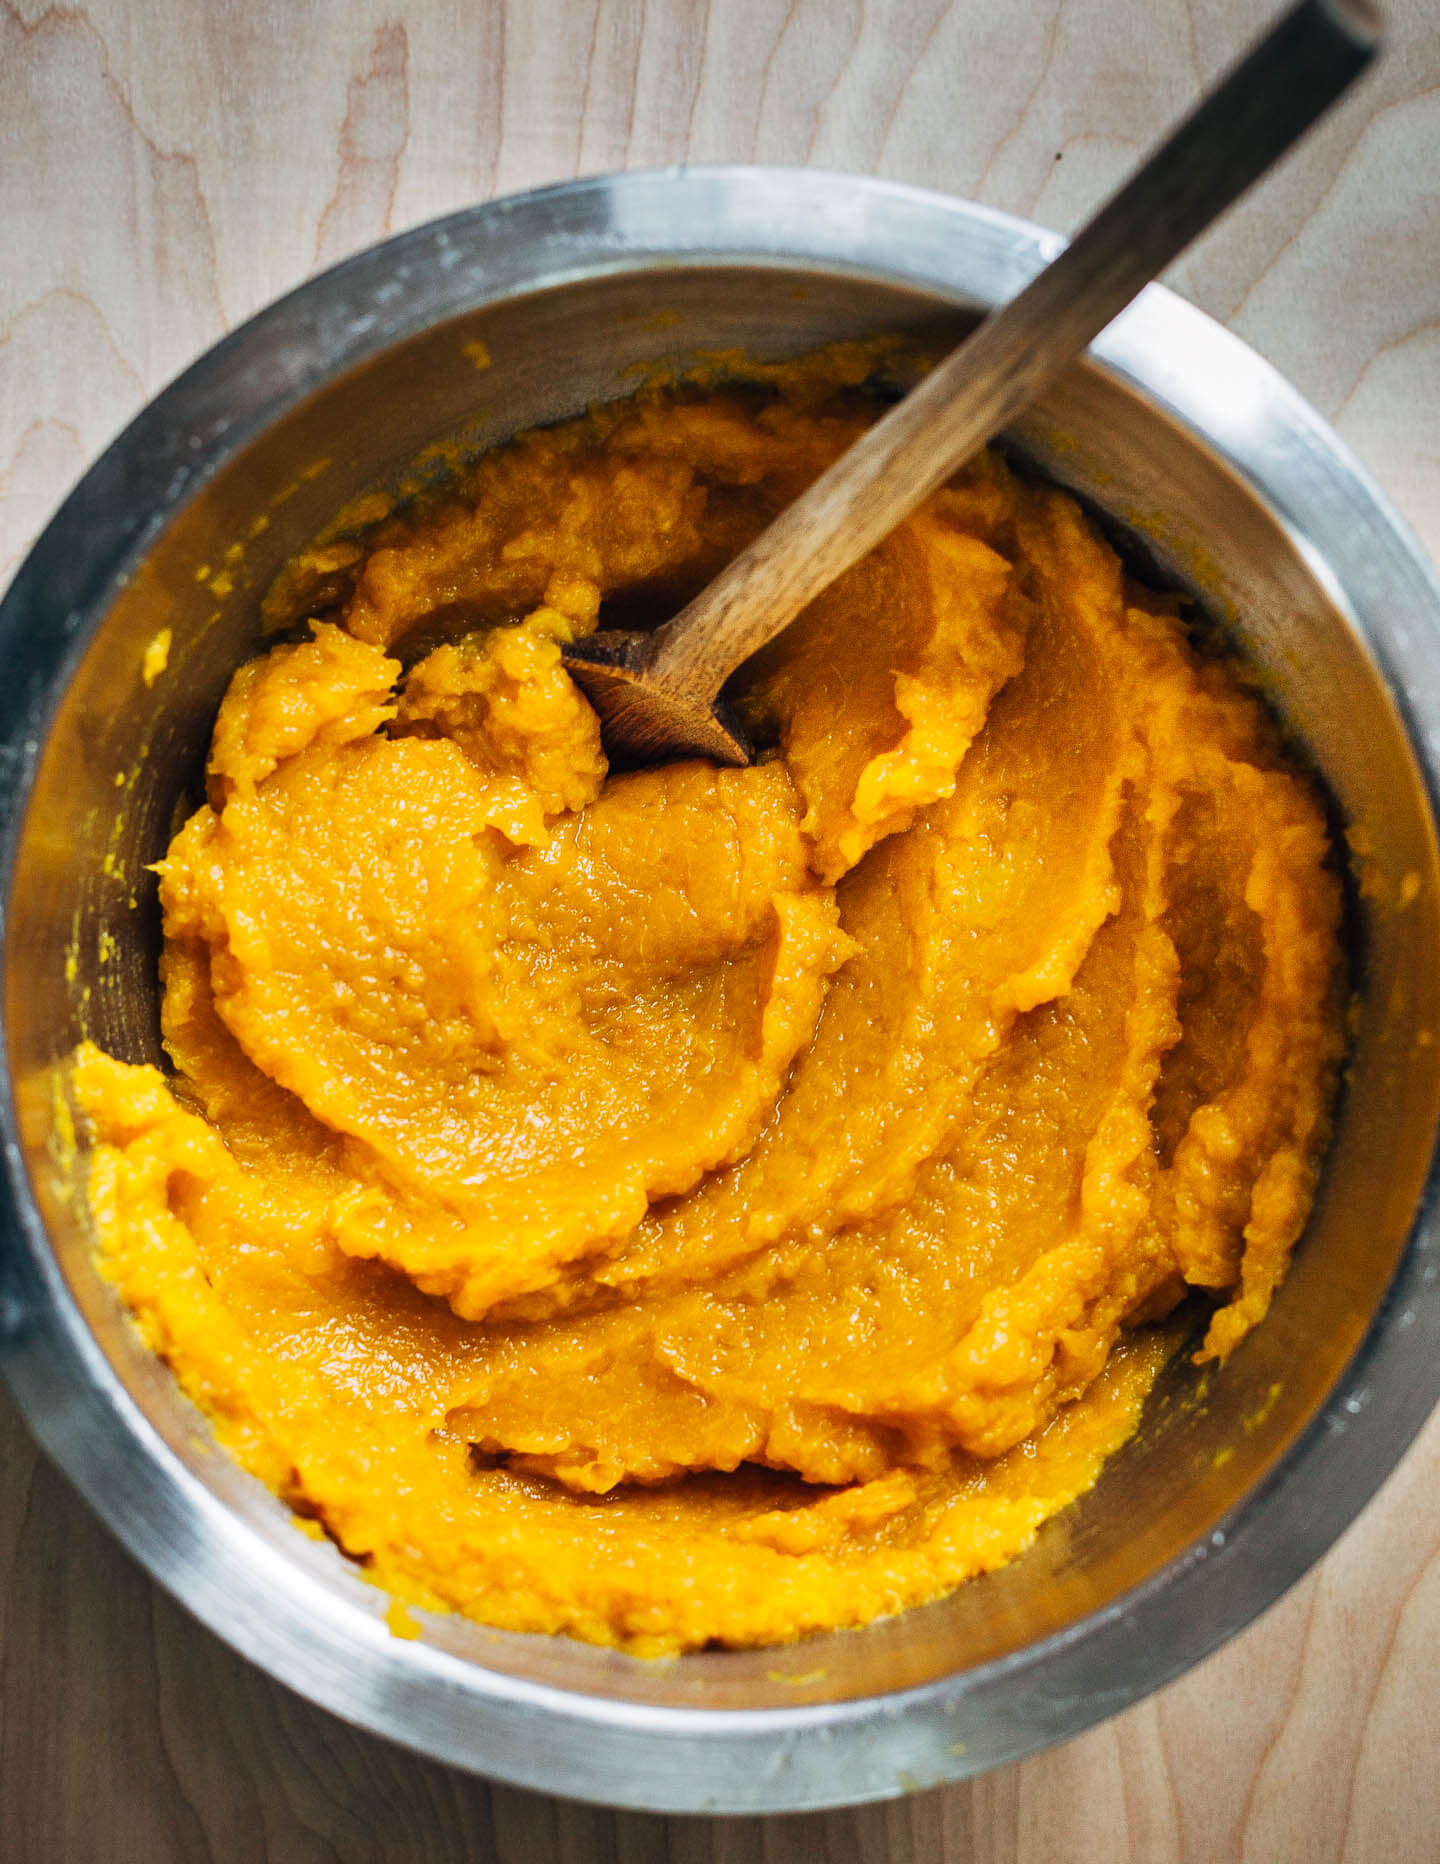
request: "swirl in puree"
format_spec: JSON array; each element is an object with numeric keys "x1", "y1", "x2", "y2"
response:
[{"x1": 75, "y1": 356, "x2": 1346, "y2": 1654}]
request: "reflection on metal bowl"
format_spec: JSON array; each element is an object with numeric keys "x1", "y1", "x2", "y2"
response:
[{"x1": 1, "y1": 170, "x2": 1439, "y2": 1814}]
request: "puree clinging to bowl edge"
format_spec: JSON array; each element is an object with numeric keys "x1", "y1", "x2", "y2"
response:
[{"x1": 72, "y1": 346, "x2": 1346, "y2": 1656}]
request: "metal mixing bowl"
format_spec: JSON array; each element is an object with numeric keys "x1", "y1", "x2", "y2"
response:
[{"x1": 2, "y1": 170, "x2": 1439, "y2": 1815}]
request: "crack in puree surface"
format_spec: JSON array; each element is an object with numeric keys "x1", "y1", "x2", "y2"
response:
[{"x1": 73, "y1": 354, "x2": 1346, "y2": 1656}]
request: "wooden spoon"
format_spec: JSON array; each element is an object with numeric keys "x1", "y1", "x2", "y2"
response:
[{"x1": 563, "y1": 0, "x2": 1380, "y2": 767}]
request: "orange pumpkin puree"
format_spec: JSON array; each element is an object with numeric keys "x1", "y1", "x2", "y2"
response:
[{"x1": 73, "y1": 359, "x2": 1346, "y2": 1655}]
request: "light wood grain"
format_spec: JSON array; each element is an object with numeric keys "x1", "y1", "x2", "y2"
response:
[{"x1": 4, "y1": 2, "x2": 1440, "y2": 1858}]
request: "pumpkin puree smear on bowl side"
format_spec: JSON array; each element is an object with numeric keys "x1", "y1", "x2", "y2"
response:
[{"x1": 73, "y1": 347, "x2": 1346, "y2": 1656}]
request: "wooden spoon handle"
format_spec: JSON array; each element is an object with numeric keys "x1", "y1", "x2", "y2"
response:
[{"x1": 647, "y1": 0, "x2": 1380, "y2": 706}]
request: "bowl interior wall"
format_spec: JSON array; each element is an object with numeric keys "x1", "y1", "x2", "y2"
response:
[{"x1": 9, "y1": 262, "x2": 1440, "y2": 1712}]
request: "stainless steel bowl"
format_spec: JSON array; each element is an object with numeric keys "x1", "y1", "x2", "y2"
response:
[{"x1": 2, "y1": 169, "x2": 1439, "y2": 1816}]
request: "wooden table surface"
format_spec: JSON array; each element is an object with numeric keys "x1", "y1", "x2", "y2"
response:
[{"x1": 4, "y1": 2, "x2": 1440, "y2": 1857}]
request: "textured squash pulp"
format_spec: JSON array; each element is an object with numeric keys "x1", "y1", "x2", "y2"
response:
[{"x1": 75, "y1": 355, "x2": 1346, "y2": 1656}]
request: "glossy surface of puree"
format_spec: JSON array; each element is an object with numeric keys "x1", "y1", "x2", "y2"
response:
[{"x1": 75, "y1": 354, "x2": 1346, "y2": 1655}]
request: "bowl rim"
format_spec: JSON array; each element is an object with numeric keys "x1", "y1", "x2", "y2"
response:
[{"x1": 3, "y1": 164, "x2": 1440, "y2": 1815}]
